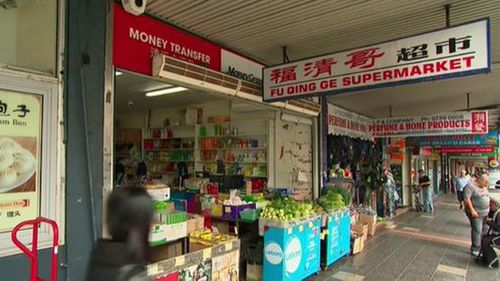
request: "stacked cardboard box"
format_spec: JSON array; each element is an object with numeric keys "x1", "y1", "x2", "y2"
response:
[
  {"x1": 351, "y1": 213, "x2": 377, "y2": 255},
  {"x1": 359, "y1": 214, "x2": 377, "y2": 237}
]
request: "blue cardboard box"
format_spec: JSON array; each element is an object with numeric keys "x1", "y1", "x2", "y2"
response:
[{"x1": 263, "y1": 217, "x2": 321, "y2": 281}]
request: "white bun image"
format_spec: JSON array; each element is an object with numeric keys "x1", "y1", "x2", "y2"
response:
[
  {"x1": 12, "y1": 150, "x2": 35, "y2": 174},
  {"x1": 0, "y1": 151, "x2": 14, "y2": 171},
  {"x1": 0, "y1": 137, "x2": 22, "y2": 154},
  {"x1": 0, "y1": 168, "x2": 17, "y2": 186}
]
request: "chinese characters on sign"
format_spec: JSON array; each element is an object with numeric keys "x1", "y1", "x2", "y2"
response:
[
  {"x1": 0, "y1": 91, "x2": 41, "y2": 233},
  {"x1": 263, "y1": 20, "x2": 489, "y2": 101},
  {"x1": 327, "y1": 105, "x2": 489, "y2": 138}
]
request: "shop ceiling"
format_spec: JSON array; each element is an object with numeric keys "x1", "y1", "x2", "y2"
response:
[
  {"x1": 146, "y1": 0, "x2": 500, "y2": 126},
  {"x1": 115, "y1": 72, "x2": 265, "y2": 113}
]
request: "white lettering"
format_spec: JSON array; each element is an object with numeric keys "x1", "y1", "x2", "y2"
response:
[
  {"x1": 129, "y1": 27, "x2": 140, "y2": 40},
  {"x1": 129, "y1": 27, "x2": 168, "y2": 49}
]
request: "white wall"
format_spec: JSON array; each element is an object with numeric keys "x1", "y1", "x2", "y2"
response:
[
  {"x1": 116, "y1": 100, "x2": 231, "y2": 129},
  {"x1": 0, "y1": 9, "x2": 17, "y2": 65},
  {"x1": 274, "y1": 113, "x2": 313, "y2": 200},
  {"x1": 0, "y1": 1, "x2": 57, "y2": 74},
  {"x1": 16, "y1": 1, "x2": 57, "y2": 74}
]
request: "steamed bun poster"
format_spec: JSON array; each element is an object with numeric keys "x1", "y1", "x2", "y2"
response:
[{"x1": 0, "y1": 91, "x2": 41, "y2": 232}]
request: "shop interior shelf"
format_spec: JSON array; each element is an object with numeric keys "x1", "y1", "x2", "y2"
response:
[
  {"x1": 145, "y1": 149, "x2": 194, "y2": 152},
  {"x1": 198, "y1": 160, "x2": 267, "y2": 165},
  {"x1": 158, "y1": 160, "x2": 195, "y2": 163},
  {"x1": 198, "y1": 134, "x2": 267, "y2": 139},
  {"x1": 143, "y1": 137, "x2": 195, "y2": 140},
  {"x1": 197, "y1": 147, "x2": 266, "y2": 151}
]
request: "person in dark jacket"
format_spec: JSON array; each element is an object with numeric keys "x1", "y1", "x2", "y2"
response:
[
  {"x1": 86, "y1": 186, "x2": 153, "y2": 281},
  {"x1": 481, "y1": 199, "x2": 500, "y2": 266}
]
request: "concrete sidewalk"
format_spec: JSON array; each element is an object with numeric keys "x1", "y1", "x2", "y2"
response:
[{"x1": 309, "y1": 194, "x2": 500, "y2": 281}]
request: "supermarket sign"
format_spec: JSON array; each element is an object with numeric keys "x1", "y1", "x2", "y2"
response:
[
  {"x1": 369, "y1": 110, "x2": 488, "y2": 138},
  {"x1": 328, "y1": 104, "x2": 372, "y2": 140},
  {"x1": 263, "y1": 19, "x2": 490, "y2": 101}
]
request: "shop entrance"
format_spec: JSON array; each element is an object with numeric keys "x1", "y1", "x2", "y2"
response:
[
  {"x1": 112, "y1": 70, "x2": 315, "y2": 195},
  {"x1": 113, "y1": 71, "x2": 273, "y2": 190}
]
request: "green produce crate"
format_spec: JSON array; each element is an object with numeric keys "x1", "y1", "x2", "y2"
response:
[{"x1": 240, "y1": 208, "x2": 260, "y2": 222}]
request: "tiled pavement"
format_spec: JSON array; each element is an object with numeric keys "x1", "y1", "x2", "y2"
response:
[{"x1": 308, "y1": 194, "x2": 500, "y2": 281}]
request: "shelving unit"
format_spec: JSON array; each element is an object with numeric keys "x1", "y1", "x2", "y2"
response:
[
  {"x1": 198, "y1": 161, "x2": 267, "y2": 164},
  {"x1": 140, "y1": 119, "x2": 270, "y2": 186},
  {"x1": 198, "y1": 147, "x2": 266, "y2": 151}
]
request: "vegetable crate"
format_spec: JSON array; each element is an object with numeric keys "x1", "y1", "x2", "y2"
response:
[
  {"x1": 321, "y1": 210, "x2": 351, "y2": 268},
  {"x1": 240, "y1": 208, "x2": 260, "y2": 222},
  {"x1": 263, "y1": 216, "x2": 321, "y2": 281},
  {"x1": 223, "y1": 203, "x2": 255, "y2": 220}
]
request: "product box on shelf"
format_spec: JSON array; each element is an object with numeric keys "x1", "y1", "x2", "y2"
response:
[
  {"x1": 150, "y1": 224, "x2": 169, "y2": 246},
  {"x1": 150, "y1": 241, "x2": 183, "y2": 262},
  {"x1": 146, "y1": 187, "x2": 171, "y2": 202},
  {"x1": 147, "y1": 238, "x2": 240, "y2": 280},
  {"x1": 166, "y1": 222, "x2": 187, "y2": 241},
  {"x1": 189, "y1": 230, "x2": 237, "y2": 253}
]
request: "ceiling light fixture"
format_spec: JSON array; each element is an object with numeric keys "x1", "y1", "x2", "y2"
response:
[
  {"x1": 115, "y1": 71, "x2": 123, "y2": 76},
  {"x1": 145, "y1": 87, "x2": 188, "y2": 97}
]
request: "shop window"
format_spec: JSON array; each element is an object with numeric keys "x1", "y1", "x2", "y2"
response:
[
  {"x1": 0, "y1": 73, "x2": 62, "y2": 257},
  {"x1": 0, "y1": 0, "x2": 58, "y2": 75}
]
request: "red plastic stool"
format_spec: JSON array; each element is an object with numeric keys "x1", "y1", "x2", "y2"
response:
[{"x1": 11, "y1": 217, "x2": 59, "y2": 281}]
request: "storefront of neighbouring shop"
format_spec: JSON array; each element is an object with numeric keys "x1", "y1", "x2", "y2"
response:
[
  {"x1": 0, "y1": 1, "x2": 68, "y2": 280},
  {"x1": 107, "y1": 3, "x2": 322, "y2": 280}
]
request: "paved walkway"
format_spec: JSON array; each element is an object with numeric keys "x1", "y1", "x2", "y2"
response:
[{"x1": 309, "y1": 194, "x2": 500, "y2": 281}]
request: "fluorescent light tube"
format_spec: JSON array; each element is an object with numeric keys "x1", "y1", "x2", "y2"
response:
[
  {"x1": 145, "y1": 87, "x2": 188, "y2": 97},
  {"x1": 115, "y1": 71, "x2": 123, "y2": 76}
]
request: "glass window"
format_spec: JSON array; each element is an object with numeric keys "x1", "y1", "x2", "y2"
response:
[{"x1": 0, "y1": 0, "x2": 58, "y2": 75}]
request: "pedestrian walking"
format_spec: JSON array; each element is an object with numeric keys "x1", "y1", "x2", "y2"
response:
[
  {"x1": 464, "y1": 173, "x2": 490, "y2": 257},
  {"x1": 418, "y1": 170, "x2": 433, "y2": 213},
  {"x1": 455, "y1": 170, "x2": 470, "y2": 210},
  {"x1": 86, "y1": 186, "x2": 153, "y2": 281}
]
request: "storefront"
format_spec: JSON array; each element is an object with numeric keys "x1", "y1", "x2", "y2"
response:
[
  {"x1": 108, "y1": 3, "x2": 321, "y2": 279},
  {"x1": 0, "y1": 2, "x2": 66, "y2": 279},
  {"x1": 325, "y1": 104, "x2": 385, "y2": 210}
]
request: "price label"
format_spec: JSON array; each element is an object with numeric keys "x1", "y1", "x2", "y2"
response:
[
  {"x1": 147, "y1": 264, "x2": 159, "y2": 275},
  {"x1": 225, "y1": 242, "x2": 233, "y2": 251},
  {"x1": 308, "y1": 222, "x2": 313, "y2": 228},
  {"x1": 288, "y1": 228, "x2": 292, "y2": 234},
  {"x1": 175, "y1": 256, "x2": 185, "y2": 267},
  {"x1": 203, "y1": 248, "x2": 211, "y2": 260},
  {"x1": 299, "y1": 225, "x2": 304, "y2": 232}
]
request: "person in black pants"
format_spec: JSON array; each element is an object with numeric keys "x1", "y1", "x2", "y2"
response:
[{"x1": 482, "y1": 199, "x2": 500, "y2": 266}]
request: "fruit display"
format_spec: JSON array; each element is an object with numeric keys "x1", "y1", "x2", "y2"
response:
[{"x1": 260, "y1": 197, "x2": 316, "y2": 222}]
